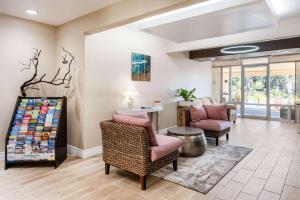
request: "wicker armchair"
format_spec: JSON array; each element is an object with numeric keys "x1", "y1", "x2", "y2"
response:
[{"x1": 100, "y1": 120, "x2": 179, "y2": 190}]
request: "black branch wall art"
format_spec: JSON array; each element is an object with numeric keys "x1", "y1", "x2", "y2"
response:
[{"x1": 20, "y1": 48, "x2": 74, "y2": 96}]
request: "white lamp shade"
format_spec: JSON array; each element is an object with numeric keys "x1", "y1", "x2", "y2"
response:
[{"x1": 124, "y1": 86, "x2": 139, "y2": 96}]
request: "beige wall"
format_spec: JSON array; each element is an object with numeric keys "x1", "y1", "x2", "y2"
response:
[
  {"x1": 56, "y1": 0, "x2": 206, "y2": 149},
  {"x1": 0, "y1": 14, "x2": 56, "y2": 151},
  {"x1": 85, "y1": 27, "x2": 211, "y2": 148}
]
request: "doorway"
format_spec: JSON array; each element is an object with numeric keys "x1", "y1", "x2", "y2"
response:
[
  {"x1": 220, "y1": 59, "x2": 295, "y2": 121},
  {"x1": 242, "y1": 65, "x2": 268, "y2": 119}
]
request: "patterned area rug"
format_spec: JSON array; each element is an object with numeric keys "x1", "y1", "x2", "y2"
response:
[{"x1": 152, "y1": 144, "x2": 252, "y2": 194}]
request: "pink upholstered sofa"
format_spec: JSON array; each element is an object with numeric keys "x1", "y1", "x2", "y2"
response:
[{"x1": 185, "y1": 103, "x2": 231, "y2": 146}]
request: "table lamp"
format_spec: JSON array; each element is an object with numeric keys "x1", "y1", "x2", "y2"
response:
[{"x1": 124, "y1": 86, "x2": 139, "y2": 109}]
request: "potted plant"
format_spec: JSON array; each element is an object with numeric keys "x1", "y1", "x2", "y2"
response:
[{"x1": 176, "y1": 88, "x2": 197, "y2": 106}]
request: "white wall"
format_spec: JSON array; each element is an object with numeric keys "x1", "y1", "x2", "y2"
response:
[
  {"x1": 0, "y1": 14, "x2": 57, "y2": 151},
  {"x1": 85, "y1": 27, "x2": 211, "y2": 149},
  {"x1": 55, "y1": 0, "x2": 200, "y2": 150}
]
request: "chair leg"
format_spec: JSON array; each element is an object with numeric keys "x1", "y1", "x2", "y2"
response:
[
  {"x1": 105, "y1": 163, "x2": 110, "y2": 175},
  {"x1": 173, "y1": 159, "x2": 178, "y2": 171},
  {"x1": 226, "y1": 133, "x2": 229, "y2": 141},
  {"x1": 216, "y1": 137, "x2": 219, "y2": 146},
  {"x1": 140, "y1": 175, "x2": 146, "y2": 190}
]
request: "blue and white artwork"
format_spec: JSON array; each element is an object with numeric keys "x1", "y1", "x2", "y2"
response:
[{"x1": 131, "y1": 52, "x2": 151, "y2": 81}]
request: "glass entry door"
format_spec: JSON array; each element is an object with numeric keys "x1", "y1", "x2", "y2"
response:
[{"x1": 243, "y1": 66, "x2": 268, "y2": 118}]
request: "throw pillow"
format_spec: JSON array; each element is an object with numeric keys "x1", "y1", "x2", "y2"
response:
[
  {"x1": 201, "y1": 97, "x2": 212, "y2": 105},
  {"x1": 203, "y1": 105, "x2": 228, "y2": 120},
  {"x1": 112, "y1": 114, "x2": 158, "y2": 146},
  {"x1": 189, "y1": 105, "x2": 207, "y2": 121},
  {"x1": 210, "y1": 98, "x2": 219, "y2": 105}
]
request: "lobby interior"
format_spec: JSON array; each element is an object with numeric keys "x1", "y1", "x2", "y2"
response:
[{"x1": 1, "y1": 0, "x2": 300, "y2": 200}]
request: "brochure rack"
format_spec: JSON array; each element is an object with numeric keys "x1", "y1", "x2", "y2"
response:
[{"x1": 5, "y1": 96, "x2": 67, "y2": 169}]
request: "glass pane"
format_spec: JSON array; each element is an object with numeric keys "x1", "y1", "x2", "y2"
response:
[
  {"x1": 296, "y1": 62, "x2": 300, "y2": 103},
  {"x1": 236, "y1": 104, "x2": 241, "y2": 116},
  {"x1": 244, "y1": 66, "x2": 267, "y2": 117},
  {"x1": 212, "y1": 67, "x2": 222, "y2": 102},
  {"x1": 269, "y1": 62, "x2": 295, "y2": 105},
  {"x1": 222, "y1": 67, "x2": 230, "y2": 102},
  {"x1": 231, "y1": 66, "x2": 241, "y2": 103}
]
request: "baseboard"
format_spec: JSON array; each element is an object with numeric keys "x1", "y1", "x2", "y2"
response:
[
  {"x1": 0, "y1": 152, "x2": 4, "y2": 161},
  {"x1": 0, "y1": 146, "x2": 102, "y2": 161},
  {"x1": 67, "y1": 145, "x2": 102, "y2": 159}
]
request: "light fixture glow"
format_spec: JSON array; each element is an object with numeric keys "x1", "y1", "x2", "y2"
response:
[
  {"x1": 265, "y1": 0, "x2": 289, "y2": 16},
  {"x1": 220, "y1": 45, "x2": 260, "y2": 54},
  {"x1": 25, "y1": 9, "x2": 37, "y2": 15},
  {"x1": 129, "y1": 0, "x2": 228, "y2": 29},
  {"x1": 137, "y1": 0, "x2": 225, "y2": 24}
]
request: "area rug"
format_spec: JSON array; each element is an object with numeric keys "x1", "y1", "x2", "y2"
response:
[{"x1": 152, "y1": 144, "x2": 252, "y2": 194}]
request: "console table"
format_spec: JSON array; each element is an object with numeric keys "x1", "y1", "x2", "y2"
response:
[{"x1": 116, "y1": 106, "x2": 163, "y2": 132}]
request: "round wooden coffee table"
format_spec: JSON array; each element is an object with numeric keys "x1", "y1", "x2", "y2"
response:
[{"x1": 167, "y1": 127, "x2": 207, "y2": 157}]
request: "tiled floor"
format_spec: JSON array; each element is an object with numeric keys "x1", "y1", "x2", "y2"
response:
[
  {"x1": 0, "y1": 118, "x2": 300, "y2": 200},
  {"x1": 213, "y1": 118, "x2": 300, "y2": 200}
]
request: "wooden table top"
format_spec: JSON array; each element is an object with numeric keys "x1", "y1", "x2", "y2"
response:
[{"x1": 167, "y1": 127, "x2": 204, "y2": 136}]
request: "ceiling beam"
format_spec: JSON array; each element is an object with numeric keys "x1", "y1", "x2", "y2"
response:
[{"x1": 189, "y1": 36, "x2": 300, "y2": 59}]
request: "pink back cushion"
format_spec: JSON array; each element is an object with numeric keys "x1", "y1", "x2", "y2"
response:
[
  {"x1": 203, "y1": 105, "x2": 228, "y2": 120},
  {"x1": 112, "y1": 114, "x2": 158, "y2": 146},
  {"x1": 189, "y1": 105, "x2": 207, "y2": 122}
]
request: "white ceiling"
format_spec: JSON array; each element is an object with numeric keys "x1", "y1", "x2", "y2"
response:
[
  {"x1": 142, "y1": 1, "x2": 276, "y2": 43},
  {"x1": 0, "y1": 0, "x2": 120, "y2": 26},
  {"x1": 129, "y1": 0, "x2": 300, "y2": 44},
  {"x1": 265, "y1": 0, "x2": 300, "y2": 20}
]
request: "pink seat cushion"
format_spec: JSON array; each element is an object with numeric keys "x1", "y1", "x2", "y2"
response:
[
  {"x1": 190, "y1": 119, "x2": 230, "y2": 131},
  {"x1": 150, "y1": 134, "x2": 183, "y2": 162},
  {"x1": 117, "y1": 112, "x2": 149, "y2": 119},
  {"x1": 203, "y1": 105, "x2": 228, "y2": 120},
  {"x1": 112, "y1": 114, "x2": 158, "y2": 146},
  {"x1": 189, "y1": 105, "x2": 207, "y2": 121}
]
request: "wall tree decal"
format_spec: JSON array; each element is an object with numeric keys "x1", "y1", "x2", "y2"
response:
[{"x1": 20, "y1": 48, "x2": 74, "y2": 96}]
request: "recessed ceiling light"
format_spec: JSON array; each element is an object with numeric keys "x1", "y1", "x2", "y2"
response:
[
  {"x1": 25, "y1": 9, "x2": 38, "y2": 15},
  {"x1": 220, "y1": 45, "x2": 260, "y2": 54}
]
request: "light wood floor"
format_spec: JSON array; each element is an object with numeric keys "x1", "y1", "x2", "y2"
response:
[{"x1": 1, "y1": 118, "x2": 300, "y2": 200}]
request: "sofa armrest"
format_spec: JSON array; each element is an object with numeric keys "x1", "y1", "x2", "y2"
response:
[
  {"x1": 100, "y1": 121, "x2": 150, "y2": 163},
  {"x1": 226, "y1": 104, "x2": 237, "y2": 122}
]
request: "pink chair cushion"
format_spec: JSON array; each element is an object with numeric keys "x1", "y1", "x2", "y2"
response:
[
  {"x1": 190, "y1": 119, "x2": 230, "y2": 131},
  {"x1": 150, "y1": 134, "x2": 183, "y2": 162},
  {"x1": 203, "y1": 105, "x2": 228, "y2": 120},
  {"x1": 189, "y1": 105, "x2": 207, "y2": 121},
  {"x1": 117, "y1": 112, "x2": 149, "y2": 119},
  {"x1": 112, "y1": 114, "x2": 158, "y2": 146}
]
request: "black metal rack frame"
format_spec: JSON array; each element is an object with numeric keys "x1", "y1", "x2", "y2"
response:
[{"x1": 5, "y1": 96, "x2": 67, "y2": 170}]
